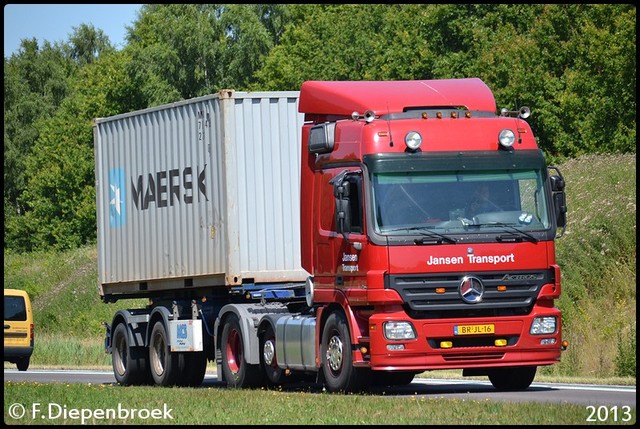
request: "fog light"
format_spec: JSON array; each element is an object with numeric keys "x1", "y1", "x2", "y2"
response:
[
  {"x1": 498, "y1": 129, "x2": 516, "y2": 148},
  {"x1": 387, "y1": 344, "x2": 405, "y2": 351},
  {"x1": 440, "y1": 341, "x2": 453, "y2": 349},
  {"x1": 494, "y1": 339, "x2": 507, "y2": 347},
  {"x1": 404, "y1": 131, "x2": 422, "y2": 151},
  {"x1": 531, "y1": 316, "x2": 557, "y2": 334},
  {"x1": 540, "y1": 338, "x2": 556, "y2": 345}
]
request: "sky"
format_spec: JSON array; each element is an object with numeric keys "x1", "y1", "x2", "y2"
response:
[{"x1": 4, "y1": 4, "x2": 144, "y2": 57}]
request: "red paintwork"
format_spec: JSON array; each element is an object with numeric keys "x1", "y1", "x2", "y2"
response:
[
  {"x1": 299, "y1": 78, "x2": 496, "y2": 118},
  {"x1": 298, "y1": 78, "x2": 563, "y2": 373},
  {"x1": 366, "y1": 305, "x2": 562, "y2": 371}
]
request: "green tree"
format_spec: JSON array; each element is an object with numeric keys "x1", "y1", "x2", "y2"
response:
[
  {"x1": 4, "y1": 39, "x2": 76, "y2": 249},
  {"x1": 256, "y1": 4, "x2": 635, "y2": 159},
  {"x1": 65, "y1": 23, "x2": 115, "y2": 66},
  {"x1": 11, "y1": 50, "x2": 135, "y2": 251}
]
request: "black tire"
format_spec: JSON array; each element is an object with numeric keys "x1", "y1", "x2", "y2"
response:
[
  {"x1": 220, "y1": 314, "x2": 262, "y2": 388},
  {"x1": 112, "y1": 323, "x2": 150, "y2": 385},
  {"x1": 177, "y1": 351, "x2": 208, "y2": 387},
  {"x1": 149, "y1": 320, "x2": 180, "y2": 386},
  {"x1": 260, "y1": 324, "x2": 286, "y2": 386},
  {"x1": 488, "y1": 366, "x2": 537, "y2": 391},
  {"x1": 321, "y1": 312, "x2": 367, "y2": 393},
  {"x1": 16, "y1": 356, "x2": 30, "y2": 372},
  {"x1": 372, "y1": 370, "x2": 415, "y2": 387}
]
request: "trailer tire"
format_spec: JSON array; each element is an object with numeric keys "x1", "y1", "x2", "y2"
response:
[
  {"x1": 178, "y1": 351, "x2": 208, "y2": 387},
  {"x1": 488, "y1": 366, "x2": 537, "y2": 391},
  {"x1": 112, "y1": 323, "x2": 149, "y2": 385},
  {"x1": 220, "y1": 314, "x2": 262, "y2": 388},
  {"x1": 149, "y1": 320, "x2": 180, "y2": 386},
  {"x1": 321, "y1": 311, "x2": 367, "y2": 393},
  {"x1": 260, "y1": 324, "x2": 286, "y2": 386}
]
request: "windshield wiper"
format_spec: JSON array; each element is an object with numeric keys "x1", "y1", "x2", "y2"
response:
[
  {"x1": 468, "y1": 222, "x2": 539, "y2": 243},
  {"x1": 384, "y1": 226, "x2": 457, "y2": 244}
]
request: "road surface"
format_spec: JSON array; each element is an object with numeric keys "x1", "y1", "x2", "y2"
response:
[{"x1": 4, "y1": 368, "x2": 635, "y2": 408}]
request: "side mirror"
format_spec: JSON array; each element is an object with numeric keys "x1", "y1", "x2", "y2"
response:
[
  {"x1": 333, "y1": 178, "x2": 352, "y2": 239},
  {"x1": 548, "y1": 166, "x2": 567, "y2": 233},
  {"x1": 329, "y1": 170, "x2": 353, "y2": 241},
  {"x1": 308, "y1": 122, "x2": 336, "y2": 154}
]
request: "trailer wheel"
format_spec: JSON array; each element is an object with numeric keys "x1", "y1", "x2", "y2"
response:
[
  {"x1": 260, "y1": 324, "x2": 286, "y2": 386},
  {"x1": 488, "y1": 366, "x2": 537, "y2": 391},
  {"x1": 112, "y1": 323, "x2": 149, "y2": 385},
  {"x1": 149, "y1": 320, "x2": 180, "y2": 386},
  {"x1": 321, "y1": 312, "x2": 366, "y2": 393},
  {"x1": 220, "y1": 314, "x2": 262, "y2": 388},
  {"x1": 178, "y1": 351, "x2": 208, "y2": 387}
]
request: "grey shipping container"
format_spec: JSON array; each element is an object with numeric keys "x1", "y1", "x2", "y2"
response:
[{"x1": 93, "y1": 90, "x2": 307, "y2": 299}]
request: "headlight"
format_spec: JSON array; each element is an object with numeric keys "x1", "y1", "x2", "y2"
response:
[
  {"x1": 530, "y1": 316, "x2": 557, "y2": 335},
  {"x1": 498, "y1": 129, "x2": 516, "y2": 148},
  {"x1": 405, "y1": 131, "x2": 422, "y2": 151},
  {"x1": 383, "y1": 321, "x2": 416, "y2": 340}
]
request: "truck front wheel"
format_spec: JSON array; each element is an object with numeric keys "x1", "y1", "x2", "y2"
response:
[
  {"x1": 321, "y1": 312, "x2": 366, "y2": 393},
  {"x1": 149, "y1": 320, "x2": 180, "y2": 386},
  {"x1": 112, "y1": 323, "x2": 149, "y2": 385},
  {"x1": 220, "y1": 314, "x2": 262, "y2": 388},
  {"x1": 488, "y1": 366, "x2": 537, "y2": 391}
]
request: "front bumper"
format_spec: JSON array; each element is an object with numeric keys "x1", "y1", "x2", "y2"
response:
[{"x1": 366, "y1": 306, "x2": 562, "y2": 371}]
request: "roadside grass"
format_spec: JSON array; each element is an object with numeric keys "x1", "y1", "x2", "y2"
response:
[
  {"x1": 4, "y1": 381, "x2": 636, "y2": 425},
  {"x1": 3, "y1": 153, "x2": 636, "y2": 382}
]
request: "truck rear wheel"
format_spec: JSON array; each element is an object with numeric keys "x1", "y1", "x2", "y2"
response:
[
  {"x1": 220, "y1": 314, "x2": 262, "y2": 388},
  {"x1": 149, "y1": 320, "x2": 180, "y2": 386},
  {"x1": 112, "y1": 323, "x2": 149, "y2": 385},
  {"x1": 488, "y1": 366, "x2": 537, "y2": 391},
  {"x1": 321, "y1": 312, "x2": 367, "y2": 393},
  {"x1": 260, "y1": 324, "x2": 286, "y2": 386}
]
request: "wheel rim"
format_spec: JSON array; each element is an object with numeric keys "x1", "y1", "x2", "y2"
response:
[
  {"x1": 326, "y1": 334, "x2": 343, "y2": 372},
  {"x1": 114, "y1": 333, "x2": 127, "y2": 376},
  {"x1": 226, "y1": 328, "x2": 242, "y2": 374},
  {"x1": 263, "y1": 338, "x2": 276, "y2": 366},
  {"x1": 151, "y1": 331, "x2": 166, "y2": 376}
]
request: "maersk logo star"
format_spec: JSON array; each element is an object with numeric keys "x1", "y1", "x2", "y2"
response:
[{"x1": 109, "y1": 168, "x2": 126, "y2": 228}]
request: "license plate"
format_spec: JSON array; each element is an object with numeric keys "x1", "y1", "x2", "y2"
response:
[{"x1": 454, "y1": 324, "x2": 495, "y2": 335}]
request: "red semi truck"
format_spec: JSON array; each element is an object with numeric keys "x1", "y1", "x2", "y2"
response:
[{"x1": 95, "y1": 78, "x2": 567, "y2": 393}]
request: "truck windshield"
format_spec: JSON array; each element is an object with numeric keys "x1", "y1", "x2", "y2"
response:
[{"x1": 372, "y1": 169, "x2": 551, "y2": 235}]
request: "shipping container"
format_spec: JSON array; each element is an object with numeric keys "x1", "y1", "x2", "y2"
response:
[{"x1": 94, "y1": 90, "x2": 306, "y2": 299}]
